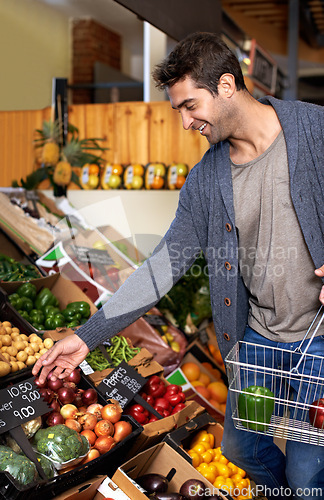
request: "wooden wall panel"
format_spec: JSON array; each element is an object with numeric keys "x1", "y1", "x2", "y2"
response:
[{"x1": 0, "y1": 101, "x2": 208, "y2": 187}]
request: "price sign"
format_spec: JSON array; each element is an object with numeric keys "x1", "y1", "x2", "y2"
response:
[
  {"x1": 0, "y1": 377, "x2": 49, "y2": 434},
  {"x1": 97, "y1": 361, "x2": 146, "y2": 408},
  {"x1": 72, "y1": 245, "x2": 115, "y2": 266},
  {"x1": 248, "y1": 39, "x2": 277, "y2": 95}
]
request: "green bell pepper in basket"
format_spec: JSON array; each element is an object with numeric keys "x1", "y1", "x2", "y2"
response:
[
  {"x1": 238, "y1": 385, "x2": 275, "y2": 431},
  {"x1": 16, "y1": 282, "x2": 37, "y2": 301}
]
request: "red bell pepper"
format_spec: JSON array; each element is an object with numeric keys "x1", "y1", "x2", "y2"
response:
[
  {"x1": 126, "y1": 403, "x2": 149, "y2": 424},
  {"x1": 164, "y1": 386, "x2": 186, "y2": 407},
  {"x1": 154, "y1": 405, "x2": 171, "y2": 418},
  {"x1": 171, "y1": 402, "x2": 186, "y2": 414},
  {"x1": 140, "y1": 392, "x2": 156, "y2": 407},
  {"x1": 154, "y1": 397, "x2": 172, "y2": 412},
  {"x1": 145, "y1": 375, "x2": 166, "y2": 398}
]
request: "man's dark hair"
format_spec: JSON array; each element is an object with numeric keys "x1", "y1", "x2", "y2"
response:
[{"x1": 152, "y1": 32, "x2": 246, "y2": 95}]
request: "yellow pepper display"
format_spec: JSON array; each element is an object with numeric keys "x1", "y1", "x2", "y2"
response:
[{"x1": 186, "y1": 430, "x2": 252, "y2": 499}]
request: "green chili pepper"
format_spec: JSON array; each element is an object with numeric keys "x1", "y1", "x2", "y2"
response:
[
  {"x1": 238, "y1": 385, "x2": 275, "y2": 431},
  {"x1": 16, "y1": 282, "x2": 37, "y2": 300}
]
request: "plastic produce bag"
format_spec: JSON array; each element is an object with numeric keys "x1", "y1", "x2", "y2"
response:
[
  {"x1": 0, "y1": 445, "x2": 38, "y2": 486},
  {"x1": 33, "y1": 424, "x2": 89, "y2": 470}
]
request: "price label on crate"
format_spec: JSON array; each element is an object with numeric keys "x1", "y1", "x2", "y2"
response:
[
  {"x1": 97, "y1": 361, "x2": 146, "y2": 408},
  {"x1": 0, "y1": 377, "x2": 49, "y2": 434},
  {"x1": 72, "y1": 245, "x2": 115, "y2": 266}
]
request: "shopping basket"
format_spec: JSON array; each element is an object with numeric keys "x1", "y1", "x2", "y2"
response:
[{"x1": 225, "y1": 306, "x2": 324, "y2": 446}]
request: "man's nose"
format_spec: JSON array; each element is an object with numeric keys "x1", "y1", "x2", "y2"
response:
[{"x1": 181, "y1": 112, "x2": 194, "y2": 130}]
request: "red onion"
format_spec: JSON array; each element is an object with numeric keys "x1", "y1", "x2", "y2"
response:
[
  {"x1": 57, "y1": 386, "x2": 76, "y2": 405},
  {"x1": 47, "y1": 378, "x2": 63, "y2": 392},
  {"x1": 81, "y1": 388, "x2": 98, "y2": 406},
  {"x1": 39, "y1": 387, "x2": 54, "y2": 403},
  {"x1": 65, "y1": 369, "x2": 81, "y2": 385},
  {"x1": 74, "y1": 389, "x2": 85, "y2": 408},
  {"x1": 63, "y1": 381, "x2": 77, "y2": 392},
  {"x1": 46, "y1": 411, "x2": 64, "y2": 426},
  {"x1": 34, "y1": 376, "x2": 48, "y2": 389},
  {"x1": 49, "y1": 399, "x2": 61, "y2": 413}
]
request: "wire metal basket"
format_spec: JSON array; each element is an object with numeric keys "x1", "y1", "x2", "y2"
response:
[{"x1": 225, "y1": 307, "x2": 324, "y2": 446}]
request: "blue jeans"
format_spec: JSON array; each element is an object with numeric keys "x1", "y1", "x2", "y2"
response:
[{"x1": 222, "y1": 326, "x2": 324, "y2": 500}]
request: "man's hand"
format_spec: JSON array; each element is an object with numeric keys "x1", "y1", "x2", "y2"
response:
[
  {"x1": 315, "y1": 265, "x2": 324, "y2": 305},
  {"x1": 32, "y1": 334, "x2": 90, "y2": 385}
]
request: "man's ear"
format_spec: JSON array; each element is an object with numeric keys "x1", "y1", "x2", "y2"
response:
[{"x1": 218, "y1": 73, "x2": 236, "y2": 97}]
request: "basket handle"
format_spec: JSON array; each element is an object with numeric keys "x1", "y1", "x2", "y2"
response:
[{"x1": 291, "y1": 305, "x2": 324, "y2": 374}]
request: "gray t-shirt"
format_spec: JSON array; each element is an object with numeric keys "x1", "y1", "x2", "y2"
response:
[{"x1": 231, "y1": 130, "x2": 322, "y2": 341}]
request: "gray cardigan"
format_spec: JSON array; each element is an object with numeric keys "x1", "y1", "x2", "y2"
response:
[{"x1": 77, "y1": 96, "x2": 324, "y2": 361}]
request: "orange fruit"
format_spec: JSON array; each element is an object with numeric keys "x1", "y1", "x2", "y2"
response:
[
  {"x1": 112, "y1": 164, "x2": 123, "y2": 175},
  {"x1": 208, "y1": 399, "x2": 222, "y2": 410},
  {"x1": 133, "y1": 164, "x2": 144, "y2": 176},
  {"x1": 191, "y1": 380, "x2": 205, "y2": 387},
  {"x1": 211, "y1": 368, "x2": 222, "y2": 380},
  {"x1": 194, "y1": 385, "x2": 211, "y2": 400},
  {"x1": 182, "y1": 362, "x2": 200, "y2": 382},
  {"x1": 198, "y1": 372, "x2": 211, "y2": 386},
  {"x1": 151, "y1": 176, "x2": 164, "y2": 189},
  {"x1": 213, "y1": 349, "x2": 224, "y2": 365},
  {"x1": 175, "y1": 175, "x2": 186, "y2": 189},
  {"x1": 89, "y1": 164, "x2": 99, "y2": 175},
  {"x1": 201, "y1": 361, "x2": 214, "y2": 372},
  {"x1": 207, "y1": 381, "x2": 228, "y2": 403}
]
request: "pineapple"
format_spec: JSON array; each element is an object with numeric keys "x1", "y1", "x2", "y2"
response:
[
  {"x1": 53, "y1": 161, "x2": 72, "y2": 186},
  {"x1": 36, "y1": 120, "x2": 62, "y2": 165}
]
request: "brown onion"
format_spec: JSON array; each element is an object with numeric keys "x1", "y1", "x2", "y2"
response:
[
  {"x1": 113, "y1": 420, "x2": 133, "y2": 442},
  {"x1": 94, "y1": 419, "x2": 114, "y2": 437},
  {"x1": 94, "y1": 435, "x2": 116, "y2": 454},
  {"x1": 60, "y1": 404, "x2": 78, "y2": 420},
  {"x1": 101, "y1": 402, "x2": 122, "y2": 423},
  {"x1": 81, "y1": 429, "x2": 97, "y2": 446},
  {"x1": 78, "y1": 412, "x2": 97, "y2": 430},
  {"x1": 87, "y1": 403, "x2": 103, "y2": 420},
  {"x1": 65, "y1": 418, "x2": 82, "y2": 432}
]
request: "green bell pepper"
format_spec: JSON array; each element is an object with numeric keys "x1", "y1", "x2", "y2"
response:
[
  {"x1": 32, "y1": 323, "x2": 45, "y2": 331},
  {"x1": 238, "y1": 385, "x2": 275, "y2": 431},
  {"x1": 66, "y1": 320, "x2": 80, "y2": 328},
  {"x1": 44, "y1": 313, "x2": 65, "y2": 330},
  {"x1": 65, "y1": 301, "x2": 91, "y2": 318},
  {"x1": 16, "y1": 282, "x2": 37, "y2": 300},
  {"x1": 17, "y1": 310, "x2": 30, "y2": 322},
  {"x1": 19, "y1": 297, "x2": 34, "y2": 313},
  {"x1": 30, "y1": 309, "x2": 45, "y2": 324},
  {"x1": 35, "y1": 288, "x2": 59, "y2": 311},
  {"x1": 9, "y1": 294, "x2": 23, "y2": 310}
]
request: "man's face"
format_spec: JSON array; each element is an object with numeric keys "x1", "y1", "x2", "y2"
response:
[{"x1": 167, "y1": 75, "x2": 232, "y2": 145}]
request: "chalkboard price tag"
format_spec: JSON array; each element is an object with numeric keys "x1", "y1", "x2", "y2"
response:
[
  {"x1": 0, "y1": 377, "x2": 50, "y2": 434},
  {"x1": 72, "y1": 245, "x2": 115, "y2": 266},
  {"x1": 144, "y1": 314, "x2": 167, "y2": 327},
  {"x1": 97, "y1": 361, "x2": 146, "y2": 408}
]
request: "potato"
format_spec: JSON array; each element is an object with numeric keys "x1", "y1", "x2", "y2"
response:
[
  {"x1": 1, "y1": 335, "x2": 11, "y2": 346},
  {"x1": 35, "y1": 353, "x2": 41, "y2": 360},
  {"x1": 11, "y1": 331, "x2": 20, "y2": 339},
  {"x1": 44, "y1": 338, "x2": 54, "y2": 349},
  {"x1": 6, "y1": 346, "x2": 18, "y2": 357},
  {"x1": 29, "y1": 334, "x2": 42, "y2": 344},
  {"x1": 19, "y1": 334, "x2": 28, "y2": 341},
  {"x1": 17, "y1": 361, "x2": 26, "y2": 370},
  {"x1": 30, "y1": 342, "x2": 40, "y2": 353},
  {"x1": 4, "y1": 327, "x2": 12, "y2": 335},
  {"x1": 1, "y1": 321, "x2": 12, "y2": 329},
  {"x1": 23, "y1": 341, "x2": 28, "y2": 348},
  {"x1": 2, "y1": 353, "x2": 10, "y2": 362},
  {"x1": 39, "y1": 348, "x2": 48, "y2": 356},
  {"x1": 10, "y1": 361, "x2": 19, "y2": 372},
  {"x1": 0, "y1": 327, "x2": 6, "y2": 335},
  {"x1": 0, "y1": 361, "x2": 11, "y2": 377},
  {"x1": 16, "y1": 351, "x2": 28, "y2": 363},
  {"x1": 24, "y1": 346, "x2": 35, "y2": 356},
  {"x1": 1, "y1": 346, "x2": 7, "y2": 353},
  {"x1": 11, "y1": 327, "x2": 20, "y2": 334},
  {"x1": 13, "y1": 340, "x2": 26, "y2": 352},
  {"x1": 26, "y1": 355, "x2": 36, "y2": 366}
]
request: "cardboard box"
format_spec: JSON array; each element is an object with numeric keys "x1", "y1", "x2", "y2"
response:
[
  {"x1": 0, "y1": 273, "x2": 97, "y2": 333},
  {"x1": 163, "y1": 411, "x2": 224, "y2": 462},
  {"x1": 124, "y1": 400, "x2": 205, "y2": 459},
  {"x1": 112, "y1": 442, "x2": 229, "y2": 500},
  {"x1": 53, "y1": 475, "x2": 106, "y2": 500},
  {"x1": 166, "y1": 352, "x2": 226, "y2": 421},
  {"x1": 94, "y1": 476, "x2": 132, "y2": 500}
]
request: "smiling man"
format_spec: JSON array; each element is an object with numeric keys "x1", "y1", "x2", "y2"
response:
[{"x1": 33, "y1": 32, "x2": 324, "y2": 499}]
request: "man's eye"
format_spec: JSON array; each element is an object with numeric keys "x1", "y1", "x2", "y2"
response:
[{"x1": 187, "y1": 105, "x2": 195, "y2": 111}]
